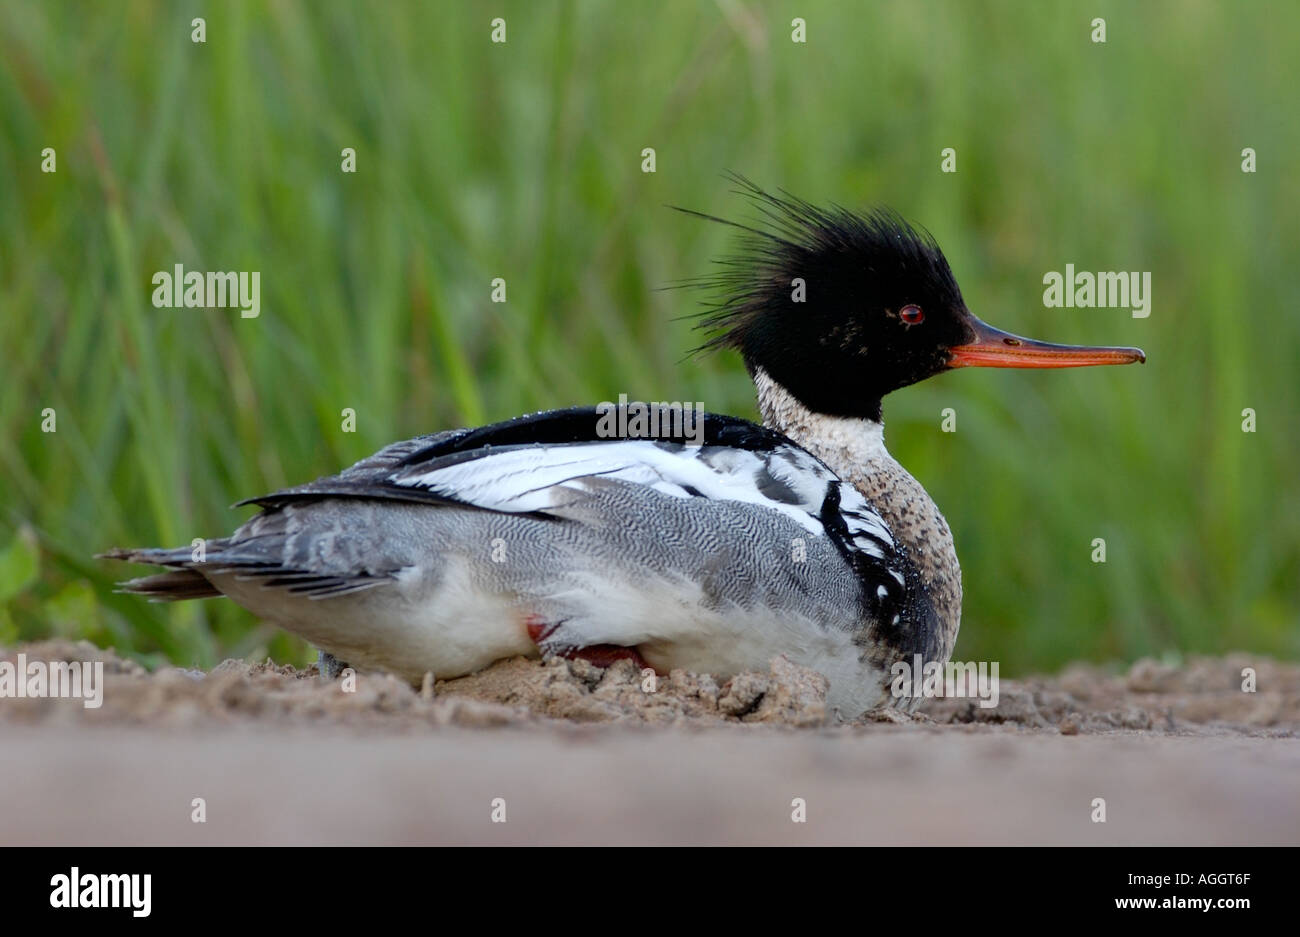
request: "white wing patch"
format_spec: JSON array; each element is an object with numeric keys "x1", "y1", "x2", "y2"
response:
[{"x1": 390, "y1": 439, "x2": 891, "y2": 542}]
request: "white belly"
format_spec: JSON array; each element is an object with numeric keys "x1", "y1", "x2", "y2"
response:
[{"x1": 211, "y1": 559, "x2": 886, "y2": 713}]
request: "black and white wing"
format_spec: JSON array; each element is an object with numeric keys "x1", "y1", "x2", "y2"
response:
[{"x1": 239, "y1": 407, "x2": 911, "y2": 620}]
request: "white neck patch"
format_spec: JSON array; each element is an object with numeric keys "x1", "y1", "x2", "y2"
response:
[{"x1": 752, "y1": 366, "x2": 890, "y2": 470}]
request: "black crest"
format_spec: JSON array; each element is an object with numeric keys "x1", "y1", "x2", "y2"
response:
[{"x1": 677, "y1": 174, "x2": 974, "y2": 420}]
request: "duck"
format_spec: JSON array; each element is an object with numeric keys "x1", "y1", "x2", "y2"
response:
[{"x1": 103, "y1": 178, "x2": 1144, "y2": 715}]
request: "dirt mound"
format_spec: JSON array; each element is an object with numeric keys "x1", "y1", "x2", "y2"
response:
[
  {"x1": 2, "y1": 640, "x2": 1296, "y2": 736},
  {"x1": 0, "y1": 640, "x2": 829, "y2": 730},
  {"x1": 920, "y1": 655, "x2": 1299, "y2": 735}
]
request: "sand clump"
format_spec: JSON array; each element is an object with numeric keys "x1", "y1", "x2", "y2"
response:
[
  {"x1": 0, "y1": 640, "x2": 831, "y2": 730},
  {"x1": 1, "y1": 640, "x2": 1297, "y2": 736}
]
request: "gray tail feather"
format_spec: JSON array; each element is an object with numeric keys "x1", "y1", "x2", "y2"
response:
[
  {"x1": 118, "y1": 569, "x2": 222, "y2": 601},
  {"x1": 99, "y1": 542, "x2": 391, "y2": 601},
  {"x1": 98, "y1": 546, "x2": 224, "y2": 602}
]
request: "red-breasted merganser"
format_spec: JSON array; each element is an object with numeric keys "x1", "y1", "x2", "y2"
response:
[{"x1": 103, "y1": 179, "x2": 1144, "y2": 714}]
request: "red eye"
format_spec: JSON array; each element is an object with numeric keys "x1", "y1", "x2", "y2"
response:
[{"x1": 900, "y1": 304, "x2": 924, "y2": 324}]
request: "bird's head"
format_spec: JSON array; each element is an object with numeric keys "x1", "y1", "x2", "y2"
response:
[{"x1": 684, "y1": 176, "x2": 1144, "y2": 422}]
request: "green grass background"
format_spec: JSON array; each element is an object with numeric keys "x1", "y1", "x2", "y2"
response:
[{"x1": 1, "y1": 0, "x2": 1296, "y2": 674}]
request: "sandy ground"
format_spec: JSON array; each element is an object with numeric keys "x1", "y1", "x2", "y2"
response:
[{"x1": 2, "y1": 640, "x2": 1297, "y2": 845}]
